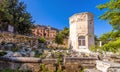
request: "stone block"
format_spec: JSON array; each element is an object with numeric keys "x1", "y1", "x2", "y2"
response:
[
  {"x1": 84, "y1": 69, "x2": 101, "y2": 72},
  {"x1": 96, "y1": 60, "x2": 120, "y2": 72},
  {"x1": 42, "y1": 59, "x2": 57, "y2": 64},
  {"x1": 19, "y1": 63, "x2": 40, "y2": 72},
  {"x1": 81, "y1": 64, "x2": 96, "y2": 68},
  {"x1": 45, "y1": 64, "x2": 56, "y2": 72},
  {"x1": 64, "y1": 63, "x2": 80, "y2": 72}
]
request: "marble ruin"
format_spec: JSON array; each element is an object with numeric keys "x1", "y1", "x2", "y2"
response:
[{"x1": 69, "y1": 12, "x2": 95, "y2": 52}]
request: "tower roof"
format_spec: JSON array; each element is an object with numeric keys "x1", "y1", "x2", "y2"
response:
[{"x1": 69, "y1": 12, "x2": 94, "y2": 20}]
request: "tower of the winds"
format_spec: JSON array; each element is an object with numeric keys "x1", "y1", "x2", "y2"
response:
[{"x1": 69, "y1": 12, "x2": 94, "y2": 52}]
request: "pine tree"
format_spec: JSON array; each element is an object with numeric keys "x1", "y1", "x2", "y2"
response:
[{"x1": 0, "y1": 0, "x2": 34, "y2": 34}]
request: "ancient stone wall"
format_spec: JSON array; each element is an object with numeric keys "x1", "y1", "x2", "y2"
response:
[
  {"x1": 0, "y1": 32, "x2": 38, "y2": 49},
  {"x1": 0, "y1": 57, "x2": 98, "y2": 72}
]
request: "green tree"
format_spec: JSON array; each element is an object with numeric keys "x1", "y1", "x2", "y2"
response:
[
  {"x1": 99, "y1": 32, "x2": 112, "y2": 45},
  {"x1": 55, "y1": 27, "x2": 69, "y2": 46},
  {"x1": 110, "y1": 30, "x2": 120, "y2": 40},
  {"x1": 0, "y1": 0, "x2": 34, "y2": 34},
  {"x1": 0, "y1": 0, "x2": 9, "y2": 30},
  {"x1": 55, "y1": 33, "x2": 64, "y2": 45},
  {"x1": 60, "y1": 27, "x2": 69, "y2": 38},
  {"x1": 8, "y1": 0, "x2": 34, "y2": 34},
  {"x1": 101, "y1": 38, "x2": 120, "y2": 53},
  {"x1": 97, "y1": 0, "x2": 120, "y2": 30},
  {"x1": 38, "y1": 37, "x2": 46, "y2": 43},
  {"x1": 99, "y1": 30, "x2": 120, "y2": 45},
  {"x1": 0, "y1": 0, "x2": 9, "y2": 21}
]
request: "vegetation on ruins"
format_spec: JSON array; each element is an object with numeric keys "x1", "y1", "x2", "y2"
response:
[
  {"x1": 40, "y1": 64, "x2": 46, "y2": 72},
  {"x1": 1, "y1": 69, "x2": 32, "y2": 72},
  {"x1": 38, "y1": 37, "x2": 46, "y2": 43},
  {"x1": 91, "y1": 34, "x2": 120, "y2": 54},
  {"x1": 0, "y1": 51, "x2": 7, "y2": 57},
  {"x1": 102, "y1": 38, "x2": 120, "y2": 53},
  {"x1": 0, "y1": 0, "x2": 34, "y2": 34},
  {"x1": 55, "y1": 27, "x2": 69, "y2": 46},
  {"x1": 11, "y1": 47, "x2": 19, "y2": 52},
  {"x1": 55, "y1": 33, "x2": 64, "y2": 45},
  {"x1": 60, "y1": 27, "x2": 69, "y2": 39}
]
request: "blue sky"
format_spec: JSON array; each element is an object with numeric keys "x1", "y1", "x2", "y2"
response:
[{"x1": 21, "y1": 0, "x2": 112, "y2": 37}]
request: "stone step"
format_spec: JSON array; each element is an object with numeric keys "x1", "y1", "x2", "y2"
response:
[
  {"x1": 84, "y1": 69, "x2": 101, "y2": 72},
  {"x1": 81, "y1": 64, "x2": 96, "y2": 68}
]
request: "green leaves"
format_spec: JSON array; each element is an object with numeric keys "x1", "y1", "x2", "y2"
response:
[
  {"x1": 102, "y1": 38, "x2": 120, "y2": 53},
  {"x1": 0, "y1": 0, "x2": 34, "y2": 34},
  {"x1": 55, "y1": 27, "x2": 69, "y2": 45},
  {"x1": 38, "y1": 37, "x2": 46, "y2": 43},
  {"x1": 0, "y1": 51, "x2": 7, "y2": 57},
  {"x1": 19, "y1": 17, "x2": 24, "y2": 22},
  {"x1": 55, "y1": 33, "x2": 64, "y2": 45},
  {"x1": 97, "y1": 0, "x2": 120, "y2": 30},
  {"x1": 96, "y1": 0, "x2": 120, "y2": 53}
]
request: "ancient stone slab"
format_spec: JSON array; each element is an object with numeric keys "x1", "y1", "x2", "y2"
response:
[
  {"x1": 42, "y1": 59, "x2": 57, "y2": 64},
  {"x1": 84, "y1": 69, "x2": 101, "y2": 72},
  {"x1": 45, "y1": 64, "x2": 56, "y2": 72},
  {"x1": 0, "y1": 57, "x2": 42, "y2": 63},
  {"x1": 96, "y1": 60, "x2": 120, "y2": 72}
]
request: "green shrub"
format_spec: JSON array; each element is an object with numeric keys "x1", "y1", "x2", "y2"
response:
[
  {"x1": 2, "y1": 69, "x2": 32, "y2": 72},
  {"x1": 39, "y1": 53, "x2": 45, "y2": 58},
  {"x1": 2, "y1": 69, "x2": 14, "y2": 72},
  {"x1": 56, "y1": 52, "x2": 63, "y2": 72},
  {"x1": 38, "y1": 37, "x2": 46, "y2": 43},
  {"x1": 101, "y1": 38, "x2": 120, "y2": 53},
  {"x1": 0, "y1": 51, "x2": 7, "y2": 57},
  {"x1": 40, "y1": 64, "x2": 47, "y2": 72},
  {"x1": 90, "y1": 38, "x2": 120, "y2": 54},
  {"x1": 11, "y1": 47, "x2": 19, "y2": 52},
  {"x1": 90, "y1": 45, "x2": 99, "y2": 52}
]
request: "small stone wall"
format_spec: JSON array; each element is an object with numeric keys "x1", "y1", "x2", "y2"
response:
[
  {"x1": 64, "y1": 57, "x2": 98, "y2": 68},
  {"x1": 0, "y1": 57, "x2": 98, "y2": 72},
  {"x1": 0, "y1": 32, "x2": 38, "y2": 47}
]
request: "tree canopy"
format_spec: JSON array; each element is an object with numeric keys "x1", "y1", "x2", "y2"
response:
[
  {"x1": 55, "y1": 27, "x2": 69, "y2": 45},
  {"x1": 0, "y1": 0, "x2": 34, "y2": 34},
  {"x1": 38, "y1": 37, "x2": 46, "y2": 43},
  {"x1": 91, "y1": 0, "x2": 120, "y2": 54},
  {"x1": 97, "y1": 0, "x2": 120, "y2": 30}
]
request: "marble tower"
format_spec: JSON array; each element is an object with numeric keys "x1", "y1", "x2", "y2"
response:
[{"x1": 69, "y1": 12, "x2": 95, "y2": 52}]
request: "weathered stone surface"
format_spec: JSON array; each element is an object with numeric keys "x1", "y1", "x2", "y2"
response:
[
  {"x1": 64, "y1": 63, "x2": 80, "y2": 72},
  {"x1": 30, "y1": 51, "x2": 35, "y2": 57},
  {"x1": 45, "y1": 64, "x2": 56, "y2": 72},
  {"x1": 84, "y1": 69, "x2": 101, "y2": 72},
  {"x1": 69, "y1": 12, "x2": 94, "y2": 52},
  {"x1": 96, "y1": 60, "x2": 120, "y2": 72},
  {"x1": 0, "y1": 32, "x2": 38, "y2": 50},
  {"x1": 4, "y1": 51, "x2": 14, "y2": 57},
  {"x1": 64, "y1": 57, "x2": 97, "y2": 68},
  {"x1": 0, "y1": 57, "x2": 99, "y2": 71},
  {"x1": 0, "y1": 57, "x2": 42, "y2": 63},
  {"x1": 42, "y1": 59, "x2": 57, "y2": 64},
  {"x1": 0, "y1": 61, "x2": 21, "y2": 70},
  {"x1": 19, "y1": 63, "x2": 40, "y2": 72},
  {"x1": 13, "y1": 52, "x2": 22, "y2": 57}
]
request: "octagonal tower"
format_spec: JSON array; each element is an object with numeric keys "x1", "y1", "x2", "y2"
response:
[{"x1": 69, "y1": 12, "x2": 95, "y2": 52}]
